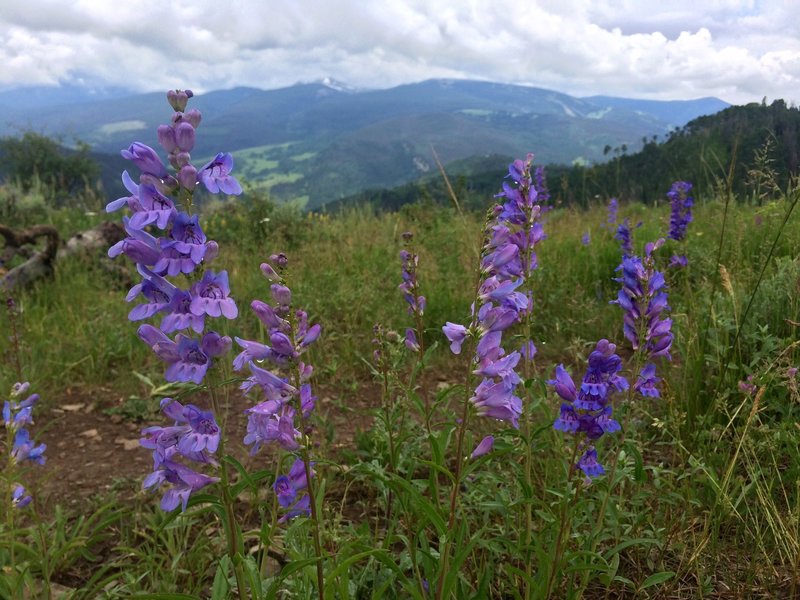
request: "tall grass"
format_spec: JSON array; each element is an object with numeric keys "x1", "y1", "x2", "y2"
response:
[{"x1": 1, "y1": 180, "x2": 799, "y2": 597}]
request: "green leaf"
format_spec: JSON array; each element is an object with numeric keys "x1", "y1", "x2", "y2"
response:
[
  {"x1": 639, "y1": 571, "x2": 675, "y2": 590},
  {"x1": 211, "y1": 559, "x2": 231, "y2": 600},
  {"x1": 133, "y1": 595, "x2": 201, "y2": 600}
]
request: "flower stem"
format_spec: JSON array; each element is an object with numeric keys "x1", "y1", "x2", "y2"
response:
[
  {"x1": 545, "y1": 438, "x2": 582, "y2": 599},
  {"x1": 208, "y1": 378, "x2": 248, "y2": 600},
  {"x1": 435, "y1": 342, "x2": 474, "y2": 600}
]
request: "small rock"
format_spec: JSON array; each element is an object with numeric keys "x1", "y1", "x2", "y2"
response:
[
  {"x1": 109, "y1": 414, "x2": 123, "y2": 424},
  {"x1": 114, "y1": 437, "x2": 141, "y2": 451},
  {"x1": 62, "y1": 403, "x2": 86, "y2": 412},
  {"x1": 80, "y1": 428, "x2": 99, "y2": 438}
]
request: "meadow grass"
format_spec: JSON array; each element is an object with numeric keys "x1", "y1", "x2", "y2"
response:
[{"x1": 1, "y1": 183, "x2": 799, "y2": 598}]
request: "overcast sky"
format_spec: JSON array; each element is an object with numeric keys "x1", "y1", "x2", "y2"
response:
[{"x1": 1, "y1": 0, "x2": 798, "y2": 104}]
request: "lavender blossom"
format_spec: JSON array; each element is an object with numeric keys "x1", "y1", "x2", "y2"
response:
[
  {"x1": 669, "y1": 255, "x2": 688, "y2": 269},
  {"x1": 470, "y1": 435, "x2": 494, "y2": 459},
  {"x1": 110, "y1": 89, "x2": 247, "y2": 513},
  {"x1": 5, "y1": 383, "x2": 46, "y2": 478},
  {"x1": 189, "y1": 270, "x2": 238, "y2": 319},
  {"x1": 441, "y1": 154, "x2": 546, "y2": 430},
  {"x1": 606, "y1": 197, "x2": 619, "y2": 229},
  {"x1": 549, "y1": 340, "x2": 628, "y2": 478},
  {"x1": 613, "y1": 244, "x2": 673, "y2": 362},
  {"x1": 138, "y1": 325, "x2": 231, "y2": 384},
  {"x1": 143, "y1": 460, "x2": 219, "y2": 512},
  {"x1": 121, "y1": 142, "x2": 168, "y2": 179},
  {"x1": 274, "y1": 458, "x2": 314, "y2": 522},
  {"x1": 667, "y1": 181, "x2": 694, "y2": 241},
  {"x1": 615, "y1": 219, "x2": 634, "y2": 258},
  {"x1": 11, "y1": 484, "x2": 32, "y2": 509},
  {"x1": 235, "y1": 253, "x2": 321, "y2": 458},
  {"x1": 612, "y1": 240, "x2": 673, "y2": 400},
  {"x1": 199, "y1": 153, "x2": 243, "y2": 195}
]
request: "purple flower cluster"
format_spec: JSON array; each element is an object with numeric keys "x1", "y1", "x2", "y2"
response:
[
  {"x1": 613, "y1": 239, "x2": 673, "y2": 397},
  {"x1": 667, "y1": 181, "x2": 693, "y2": 241},
  {"x1": 4, "y1": 382, "x2": 45, "y2": 508},
  {"x1": 442, "y1": 154, "x2": 545, "y2": 429},
  {"x1": 605, "y1": 198, "x2": 619, "y2": 229},
  {"x1": 533, "y1": 165, "x2": 550, "y2": 206},
  {"x1": 399, "y1": 231, "x2": 425, "y2": 352},
  {"x1": 615, "y1": 218, "x2": 634, "y2": 257},
  {"x1": 107, "y1": 90, "x2": 243, "y2": 510},
  {"x1": 273, "y1": 457, "x2": 314, "y2": 522},
  {"x1": 667, "y1": 180, "x2": 693, "y2": 267},
  {"x1": 550, "y1": 340, "x2": 628, "y2": 477},
  {"x1": 141, "y1": 398, "x2": 221, "y2": 511},
  {"x1": 233, "y1": 254, "x2": 321, "y2": 520},
  {"x1": 107, "y1": 90, "x2": 241, "y2": 387}
]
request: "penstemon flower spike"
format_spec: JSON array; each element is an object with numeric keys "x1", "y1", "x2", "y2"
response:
[
  {"x1": 667, "y1": 180, "x2": 694, "y2": 268},
  {"x1": 436, "y1": 154, "x2": 546, "y2": 599}
]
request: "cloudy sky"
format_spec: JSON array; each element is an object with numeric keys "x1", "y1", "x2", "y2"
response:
[{"x1": 1, "y1": 0, "x2": 798, "y2": 104}]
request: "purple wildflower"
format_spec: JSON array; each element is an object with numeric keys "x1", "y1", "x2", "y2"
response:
[
  {"x1": 11, "y1": 485, "x2": 32, "y2": 509},
  {"x1": 121, "y1": 142, "x2": 168, "y2": 179},
  {"x1": 160, "y1": 289, "x2": 205, "y2": 334},
  {"x1": 606, "y1": 198, "x2": 619, "y2": 229},
  {"x1": 199, "y1": 153, "x2": 243, "y2": 195},
  {"x1": 613, "y1": 252, "x2": 673, "y2": 363},
  {"x1": 236, "y1": 253, "x2": 321, "y2": 463},
  {"x1": 738, "y1": 375, "x2": 757, "y2": 395},
  {"x1": 170, "y1": 212, "x2": 208, "y2": 265},
  {"x1": 615, "y1": 219, "x2": 634, "y2": 258},
  {"x1": 12, "y1": 429, "x2": 47, "y2": 465},
  {"x1": 441, "y1": 154, "x2": 546, "y2": 430},
  {"x1": 143, "y1": 460, "x2": 219, "y2": 512},
  {"x1": 470, "y1": 435, "x2": 494, "y2": 459},
  {"x1": 139, "y1": 326, "x2": 231, "y2": 384},
  {"x1": 577, "y1": 447, "x2": 605, "y2": 478},
  {"x1": 669, "y1": 254, "x2": 688, "y2": 269},
  {"x1": 126, "y1": 267, "x2": 175, "y2": 321},
  {"x1": 274, "y1": 458, "x2": 313, "y2": 521},
  {"x1": 108, "y1": 217, "x2": 162, "y2": 266},
  {"x1": 189, "y1": 270, "x2": 238, "y2": 319},
  {"x1": 404, "y1": 328, "x2": 420, "y2": 352},
  {"x1": 667, "y1": 181, "x2": 693, "y2": 241},
  {"x1": 548, "y1": 340, "x2": 627, "y2": 478}
]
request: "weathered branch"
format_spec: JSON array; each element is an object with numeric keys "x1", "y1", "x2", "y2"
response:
[
  {"x1": 0, "y1": 224, "x2": 60, "y2": 293},
  {"x1": 0, "y1": 221, "x2": 127, "y2": 293}
]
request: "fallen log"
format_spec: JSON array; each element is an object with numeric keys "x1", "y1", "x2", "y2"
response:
[
  {"x1": 0, "y1": 224, "x2": 60, "y2": 293},
  {"x1": 0, "y1": 221, "x2": 127, "y2": 293}
]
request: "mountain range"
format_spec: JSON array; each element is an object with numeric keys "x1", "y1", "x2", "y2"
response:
[{"x1": 0, "y1": 79, "x2": 728, "y2": 208}]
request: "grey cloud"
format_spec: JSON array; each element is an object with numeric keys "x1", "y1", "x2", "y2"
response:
[{"x1": 0, "y1": 0, "x2": 798, "y2": 105}]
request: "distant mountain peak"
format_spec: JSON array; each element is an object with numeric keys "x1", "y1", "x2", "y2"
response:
[{"x1": 317, "y1": 77, "x2": 359, "y2": 93}]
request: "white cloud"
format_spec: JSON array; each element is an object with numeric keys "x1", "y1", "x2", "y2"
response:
[{"x1": 0, "y1": 0, "x2": 798, "y2": 104}]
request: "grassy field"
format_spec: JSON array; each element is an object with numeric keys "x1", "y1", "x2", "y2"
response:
[{"x1": 1, "y1": 179, "x2": 799, "y2": 598}]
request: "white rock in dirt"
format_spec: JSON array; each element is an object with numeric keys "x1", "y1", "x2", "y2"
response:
[{"x1": 114, "y1": 437, "x2": 141, "y2": 451}]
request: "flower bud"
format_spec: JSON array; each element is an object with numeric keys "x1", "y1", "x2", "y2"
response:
[
  {"x1": 260, "y1": 263, "x2": 281, "y2": 281},
  {"x1": 204, "y1": 241, "x2": 219, "y2": 263},
  {"x1": 175, "y1": 152, "x2": 192, "y2": 168},
  {"x1": 270, "y1": 253, "x2": 289, "y2": 268},
  {"x1": 271, "y1": 284, "x2": 292, "y2": 306},
  {"x1": 174, "y1": 122, "x2": 195, "y2": 152},
  {"x1": 179, "y1": 165, "x2": 198, "y2": 191},
  {"x1": 184, "y1": 108, "x2": 202, "y2": 128},
  {"x1": 167, "y1": 89, "x2": 192, "y2": 112},
  {"x1": 157, "y1": 125, "x2": 177, "y2": 153},
  {"x1": 470, "y1": 435, "x2": 494, "y2": 459}
]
